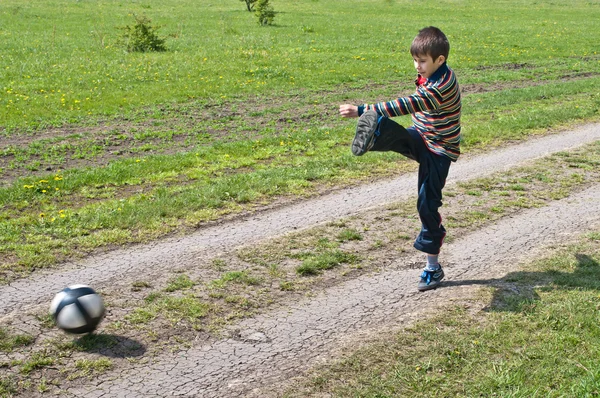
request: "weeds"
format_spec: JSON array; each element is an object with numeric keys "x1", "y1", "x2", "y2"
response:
[
  {"x1": 296, "y1": 250, "x2": 358, "y2": 275},
  {"x1": 211, "y1": 271, "x2": 262, "y2": 288},
  {"x1": 0, "y1": 330, "x2": 33, "y2": 353},
  {"x1": 165, "y1": 274, "x2": 195, "y2": 292},
  {"x1": 71, "y1": 358, "x2": 113, "y2": 379}
]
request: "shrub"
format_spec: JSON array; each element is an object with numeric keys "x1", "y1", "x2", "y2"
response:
[
  {"x1": 119, "y1": 14, "x2": 167, "y2": 53},
  {"x1": 255, "y1": 0, "x2": 275, "y2": 26}
]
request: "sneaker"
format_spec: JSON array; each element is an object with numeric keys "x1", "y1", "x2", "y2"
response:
[
  {"x1": 417, "y1": 266, "x2": 445, "y2": 291},
  {"x1": 352, "y1": 110, "x2": 379, "y2": 156}
]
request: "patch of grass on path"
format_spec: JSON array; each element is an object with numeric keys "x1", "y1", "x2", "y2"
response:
[{"x1": 284, "y1": 232, "x2": 600, "y2": 397}]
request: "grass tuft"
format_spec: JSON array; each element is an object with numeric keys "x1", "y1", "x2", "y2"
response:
[{"x1": 296, "y1": 250, "x2": 358, "y2": 276}]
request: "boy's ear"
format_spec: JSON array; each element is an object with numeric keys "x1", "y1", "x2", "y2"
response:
[{"x1": 436, "y1": 55, "x2": 446, "y2": 65}]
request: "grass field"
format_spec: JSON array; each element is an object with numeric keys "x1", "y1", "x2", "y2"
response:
[
  {"x1": 1, "y1": 0, "x2": 600, "y2": 396},
  {"x1": 1, "y1": 0, "x2": 599, "y2": 130}
]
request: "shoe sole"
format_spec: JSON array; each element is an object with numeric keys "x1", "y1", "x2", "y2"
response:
[
  {"x1": 351, "y1": 110, "x2": 378, "y2": 156},
  {"x1": 417, "y1": 280, "x2": 443, "y2": 291}
]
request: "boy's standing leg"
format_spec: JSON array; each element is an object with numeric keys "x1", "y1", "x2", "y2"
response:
[
  {"x1": 352, "y1": 110, "x2": 450, "y2": 290},
  {"x1": 412, "y1": 140, "x2": 451, "y2": 291}
]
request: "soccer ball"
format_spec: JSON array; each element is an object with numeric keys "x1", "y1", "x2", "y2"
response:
[{"x1": 50, "y1": 285, "x2": 105, "y2": 334}]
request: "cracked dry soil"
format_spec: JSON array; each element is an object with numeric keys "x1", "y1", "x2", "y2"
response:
[{"x1": 2, "y1": 123, "x2": 600, "y2": 397}]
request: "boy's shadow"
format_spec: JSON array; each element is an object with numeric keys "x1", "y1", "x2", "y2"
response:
[
  {"x1": 74, "y1": 333, "x2": 146, "y2": 358},
  {"x1": 443, "y1": 253, "x2": 600, "y2": 312}
]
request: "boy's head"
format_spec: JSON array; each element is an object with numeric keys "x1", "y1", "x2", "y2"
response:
[
  {"x1": 410, "y1": 26, "x2": 449, "y2": 61},
  {"x1": 410, "y1": 26, "x2": 450, "y2": 79}
]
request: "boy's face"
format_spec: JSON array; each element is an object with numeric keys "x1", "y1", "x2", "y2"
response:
[{"x1": 413, "y1": 53, "x2": 446, "y2": 79}]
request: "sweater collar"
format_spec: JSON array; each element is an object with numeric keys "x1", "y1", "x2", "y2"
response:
[{"x1": 416, "y1": 62, "x2": 449, "y2": 85}]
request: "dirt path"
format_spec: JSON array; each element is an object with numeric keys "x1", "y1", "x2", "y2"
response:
[{"x1": 3, "y1": 123, "x2": 600, "y2": 397}]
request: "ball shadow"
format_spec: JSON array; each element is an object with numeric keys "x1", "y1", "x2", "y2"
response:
[{"x1": 73, "y1": 333, "x2": 146, "y2": 358}]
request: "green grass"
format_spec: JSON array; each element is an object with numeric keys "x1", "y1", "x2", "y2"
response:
[
  {"x1": 126, "y1": 293, "x2": 211, "y2": 329},
  {"x1": 210, "y1": 270, "x2": 263, "y2": 290},
  {"x1": 19, "y1": 353, "x2": 54, "y2": 375},
  {"x1": 337, "y1": 228, "x2": 363, "y2": 242},
  {"x1": 284, "y1": 232, "x2": 600, "y2": 397},
  {"x1": 0, "y1": 328, "x2": 34, "y2": 352},
  {"x1": 70, "y1": 358, "x2": 113, "y2": 380},
  {"x1": 1, "y1": 0, "x2": 599, "y2": 131},
  {"x1": 296, "y1": 250, "x2": 359, "y2": 276},
  {"x1": 165, "y1": 274, "x2": 195, "y2": 292},
  {"x1": 0, "y1": 377, "x2": 16, "y2": 397}
]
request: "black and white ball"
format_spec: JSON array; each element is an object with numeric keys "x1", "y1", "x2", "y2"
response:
[{"x1": 50, "y1": 285, "x2": 105, "y2": 334}]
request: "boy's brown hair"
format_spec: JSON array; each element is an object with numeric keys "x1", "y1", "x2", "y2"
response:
[{"x1": 410, "y1": 26, "x2": 450, "y2": 61}]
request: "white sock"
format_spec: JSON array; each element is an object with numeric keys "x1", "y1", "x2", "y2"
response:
[{"x1": 425, "y1": 255, "x2": 440, "y2": 271}]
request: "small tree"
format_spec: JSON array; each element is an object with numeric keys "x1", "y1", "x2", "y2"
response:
[
  {"x1": 119, "y1": 15, "x2": 167, "y2": 53},
  {"x1": 240, "y1": 0, "x2": 257, "y2": 12},
  {"x1": 255, "y1": 0, "x2": 275, "y2": 26}
]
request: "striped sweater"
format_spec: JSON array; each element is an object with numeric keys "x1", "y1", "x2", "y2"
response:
[{"x1": 358, "y1": 63, "x2": 461, "y2": 161}]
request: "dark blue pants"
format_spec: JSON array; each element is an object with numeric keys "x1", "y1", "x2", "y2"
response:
[{"x1": 371, "y1": 116, "x2": 451, "y2": 255}]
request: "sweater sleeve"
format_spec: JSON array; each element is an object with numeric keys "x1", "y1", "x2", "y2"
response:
[{"x1": 362, "y1": 84, "x2": 445, "y2": 118}]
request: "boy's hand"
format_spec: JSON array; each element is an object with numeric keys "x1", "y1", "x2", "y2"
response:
[{"x1": 339, "y1": 104, "x2": 358, "y2": 118}]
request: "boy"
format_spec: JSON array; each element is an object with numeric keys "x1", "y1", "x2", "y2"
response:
[{"x1": 339, "y1": 26, "x2": 461, "y2": 291}]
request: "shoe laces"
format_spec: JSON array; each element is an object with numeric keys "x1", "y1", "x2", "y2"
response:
[{"x1": 420, "y1": 270, "x2": 434, "y2": 284}]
